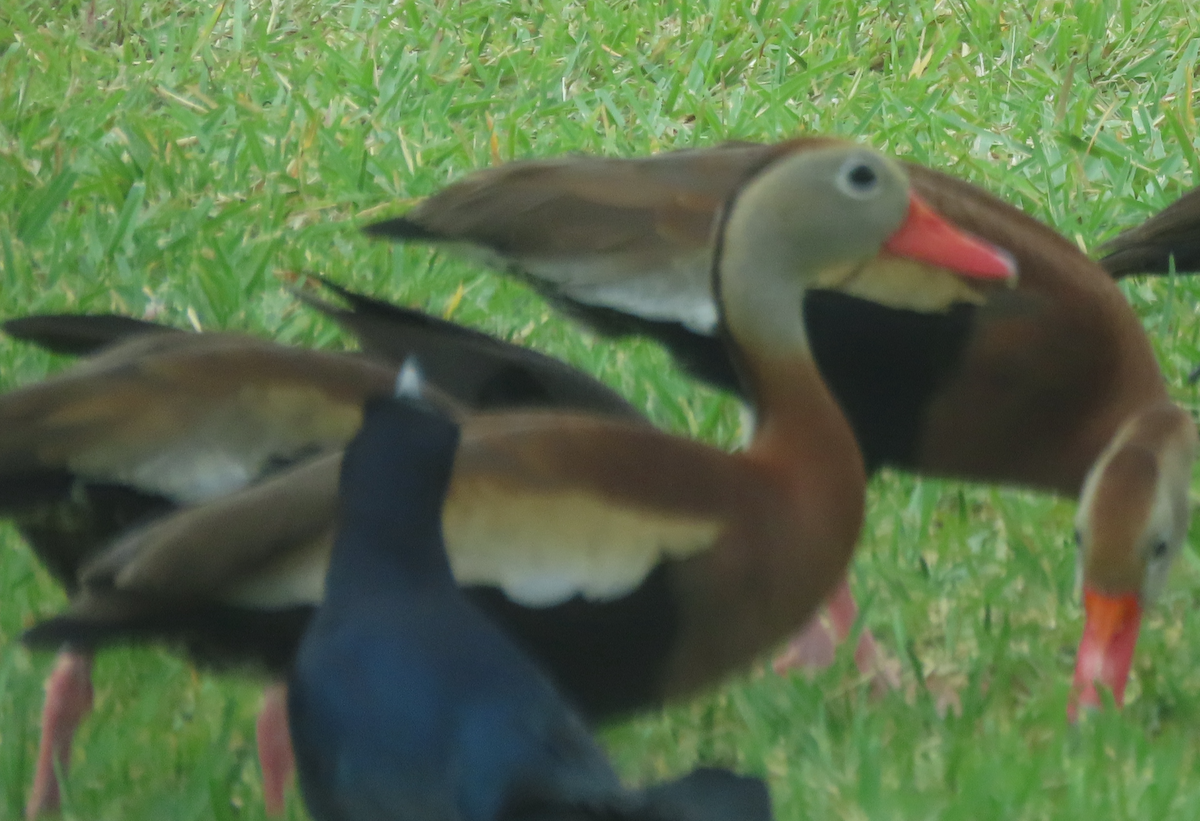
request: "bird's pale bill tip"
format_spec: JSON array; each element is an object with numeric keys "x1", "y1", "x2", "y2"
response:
[
  {"x1": 394, "y1": 357, "x2": 425, "y2": 399},
  {"x1": 885, "y1": 193, "x2": 1019, "y2": 283}
]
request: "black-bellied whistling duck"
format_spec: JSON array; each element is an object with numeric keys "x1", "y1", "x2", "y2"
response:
[
  {"x1": 22, "y1": 144, "x2": 1013, "y2": 810},
  {"x1": 5, "y1": 296, "x2": 641, "y2": 819},
  {"x1": 289, "y1": 365, "x2": 774, "y2": 821},
  {"x1": 1100, "y1": 184, "x2": 1200, "y2": 276},
  {"x1": 364, "y1": 138, "x2": 1196, "y2": 715}
]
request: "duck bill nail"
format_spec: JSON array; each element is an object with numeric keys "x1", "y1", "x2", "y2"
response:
[
  {"x1": 1069, "y1": 589, "x2": 1143, "y2": 721},
  {"x1": 883, "y1": 192, "x2": 1018, "y2": 281}
]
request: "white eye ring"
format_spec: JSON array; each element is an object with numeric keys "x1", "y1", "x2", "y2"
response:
[{"x1": 836, "y1": 157, "x2": 881, "y2": 200}]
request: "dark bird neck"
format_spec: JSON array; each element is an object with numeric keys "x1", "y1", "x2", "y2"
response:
[{"x1": 323, "y1": 396, "x2": 461, "y2": 606}]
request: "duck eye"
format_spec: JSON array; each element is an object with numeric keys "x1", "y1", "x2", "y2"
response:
[
  {"x1": 1073, "y1": 528, "x2": 1082, "y2": 548},
  {"x1": 849, "y1": 164, "x2": 876, "y2": 187},
  {"x1": 1152, "y1": 540, "x2": 1169, "y2": 559},
  {"x1": 837, "y1": 160, "x2": 880, "y2": 199}
]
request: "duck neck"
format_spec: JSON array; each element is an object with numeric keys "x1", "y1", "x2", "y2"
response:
[
  {"x1": 720, "y1": 263, "x2": 866, "y2": 542},
  {"x1": 741, "y1": 347, "x2": 865, "y2": 514},
  {"x1": 657, "y1": 299, "x2": 868, "y2": 697}
]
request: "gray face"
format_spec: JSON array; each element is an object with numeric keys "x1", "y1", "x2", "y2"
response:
[
  {"x1": 716, "y1": 146, "x2": 914, "y2": 354},
  {"x1": 724, "y1": 147, "x2": 913, "y2": 281}
]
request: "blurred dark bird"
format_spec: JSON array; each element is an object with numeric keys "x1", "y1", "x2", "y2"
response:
[{"x1": 288, "y1": 365, "x2": 773, "y2": 821}]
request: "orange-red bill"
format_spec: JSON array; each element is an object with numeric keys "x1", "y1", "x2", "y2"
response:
[
  {"x1": 1068, "y1": 588, "x2": 1142, "y2": 722},
  {"x1": 883, "y1": 193, "x2": 1018, "y2": 281}
]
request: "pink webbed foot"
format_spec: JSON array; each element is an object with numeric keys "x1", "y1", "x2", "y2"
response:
[
  {"x1": 26, "y1": 651, "x2": 94, "y2": 820},
  {"x1": 257, "y1": 681, "x2": 296, "y2": 817}
]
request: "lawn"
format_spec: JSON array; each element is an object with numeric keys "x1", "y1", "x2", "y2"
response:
[{"x1": 2, "y1": 0, "x2": 1200, "y2": 818}]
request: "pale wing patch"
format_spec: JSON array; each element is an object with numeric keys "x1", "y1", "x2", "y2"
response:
[
  {"x1": 220, "y1": 485, "x2": 720, "y2": 611},
  {"x1": 522, "y1": 256, "x2": 719, "y2": 333},
  {"x1": 69, "y1": 444, "x2": 258, "y2": 504},
  {"x1": 446, "y1": 239, "x2": 719, "y2": 332},
  {"x1": 443, "y1": 477, "x2": 721, "y2": 606},
  {"x1": 64, "y1": 385, "x2": 362, "y2": 504},
  {"x1": 124, "y1": 452, "x2": 257, "y2": 504}
]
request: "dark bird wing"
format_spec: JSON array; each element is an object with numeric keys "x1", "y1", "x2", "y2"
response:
[
  {"x1": 294, "y1": 276, "x2": 642, "y2": 418},
  {"x1": 3, "y1": 313, "x2": 184, "y2": 356},
  {"x1": 1100, "y1": 185, "x2": 1200, "y2": 276}
]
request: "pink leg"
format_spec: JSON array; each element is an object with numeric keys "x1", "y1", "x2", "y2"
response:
[
  {"x1": 26, "y1": 651, "x2": 94, "y2": 820},
  {"x1": 823, "y1": 580, "x2": 900, "y2": 691},
  {"x1": 772, "y1": 610, "x2": 838, "y2": 675},
  {"x1": 773, "y1": 578, "x2": 899, "y2": 690},
  {"x1": 257, "y1": 682, "x2": 295, "y2": 817},
  {"x1": 773, "y1": 577, "x2": 858, "y2": 675}
]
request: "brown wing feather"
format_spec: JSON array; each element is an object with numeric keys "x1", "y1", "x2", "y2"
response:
[
  {"x1": 0, "y1": 333, "x2": 394, "y2": 503},
  {"x1": 390, "y1": 139, "x2": 842, "y2": 272},
  {"x1": 81, "y1": 452, "x2": 342, "y2": 600},
  {"x1": 73, "y1": 414, "x2": 746, "y2": 611}
]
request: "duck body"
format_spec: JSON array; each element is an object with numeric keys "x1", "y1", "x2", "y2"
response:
[
  {"x1": 35, "y1": 378, "x2": 856, "y2": 718},
  {"x1": 369, "y1": 138, "x2": 1167, "y2": 493},
  {"x1": 905, "y1": 170, "x2": 1167, "y2": 493},
  {"x1": 2, "y1": 287, "x2": 642, "y2": 594},
  {"x1": 0, "y1": 331, "x2": 394, "y2": 594}
]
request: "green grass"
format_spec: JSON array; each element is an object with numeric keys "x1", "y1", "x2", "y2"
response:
[{"x1": 2, "y1": 0, "x2": 1200, "y2": 818}]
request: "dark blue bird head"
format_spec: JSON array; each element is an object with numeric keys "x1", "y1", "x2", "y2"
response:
[{"x1": 326, "y1": 359, "x2": 461, "y2": 601}]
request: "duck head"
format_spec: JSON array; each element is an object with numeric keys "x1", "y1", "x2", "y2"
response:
[
  {"x1": 1070, "y1": 402, "x2": 1197, "y2": 720},
  {"x1": 716, "y1": 146, "x2": 1016, "y2": 359}
]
